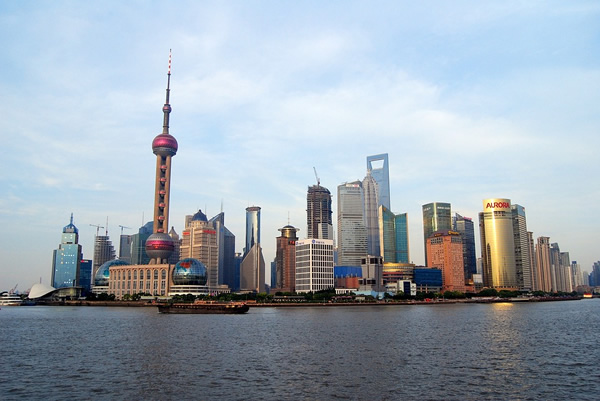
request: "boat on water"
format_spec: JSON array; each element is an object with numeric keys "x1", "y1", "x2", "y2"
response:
[
  {"x1": 0, "y1": 291, "x2": 23, "y2": 306},
  {"x1": 157, "y1": 300, "x2": 250, "y2": 314},
  {"x1": 583, "y1": 292, "x2": 593, "y2": 299}
]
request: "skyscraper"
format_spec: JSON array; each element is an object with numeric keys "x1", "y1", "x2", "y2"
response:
[
  {"x1": 244, "y1": 206, "x2": 261, "y2": 256},
  {"x1": 93, "y1": 233, "x2": 115, "y2": 278},
  {"x1": 275, "y1": 224, "x2": 299, "y2": 292},
  {"x1": 511, "y1": 205, "x2": 532, "y2": 291},
  {"x1": 378, "y1": 206, "x2": 409, "y2": 263},
  {"x1": 337, "y1": 181, "x2": 367, "y2": 266},
  {"x1": 425, "y1": 231, "x2": 465, "y2": 293},
  {"x1": 362, "y1": 171, "x2": 380, "y2": 256},
  {"x1": 145, "y1": 51, "x2": 178, "y2": 265},
  {"x1": 241, "y1": 206, "x2": 265, "y2": 292},
  {"x1": 180, "y1": 210, "x2": 219, "y2": 288},
  {"x1": 119, "y1": 234, "x2": 132, "y2": 264},
  {"x1": 130, "y1": 221, "x2": 153, "y2": 265},
  {"x1": 534, "y1": 236, "x2": 552, "y2": 292},
  {"x1": 422, "y1": 202, "x2": 451, "y2": 265},
  {"x1": 366, "y1": 153, "x2": 390, "y2": 210},
  {"x1": 479, "y1": 198, "x2": 517, "y2": 289},
  {"x1": 306, "y1": 185, "x2": 333, "y2": 240},
  {"x1": 52, "y1": 214, "x2": 82, "y2": 288},
  {"x1": 453, "y1": 213, "x2": 476, "y2": 284},
  {"x1": 209, "y1": 212, "x2": 236, "y2": 287}
]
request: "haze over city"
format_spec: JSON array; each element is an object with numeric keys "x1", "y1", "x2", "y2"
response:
[{"x1": 1, "y1": 1, "x2": 599, "y2": 292}]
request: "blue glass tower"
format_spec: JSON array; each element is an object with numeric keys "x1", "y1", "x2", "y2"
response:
[{"x1": 52, "y1": 214, "x2": 82, "y2": 288}]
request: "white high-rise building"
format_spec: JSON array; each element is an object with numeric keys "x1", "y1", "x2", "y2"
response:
[
  {"x1": 295, "y1": 239, "x2": 334, "y2": 293},
  {"x1": 337, "y1": 181, "x2": 367, "y2": 266}
]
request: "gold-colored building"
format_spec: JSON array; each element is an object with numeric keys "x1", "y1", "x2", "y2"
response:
[{"x1": 479, "y1": 198, "x2": 518, "y2": 289}]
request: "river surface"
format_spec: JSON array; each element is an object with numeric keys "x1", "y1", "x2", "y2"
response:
[{"x1": 1, "y1": 299, "x2": 599, "y2": 400}]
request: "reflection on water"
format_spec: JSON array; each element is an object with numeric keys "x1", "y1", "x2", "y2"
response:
[{"x1": 1, "y1": 300, "x2": 599, "y2": 400}]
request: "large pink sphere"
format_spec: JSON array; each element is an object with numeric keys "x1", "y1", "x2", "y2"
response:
[
  {"x1": 145, "y1": 233, "x2": 174, "y2": 261},
  {"x1": 152, "y1": 133, "x2": 178, "y2": 156}
]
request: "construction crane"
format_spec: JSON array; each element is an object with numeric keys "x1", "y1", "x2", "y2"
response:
[
  {"x1": 89, "y1": 224, "x2": 104, "y2": 236},
  {"x1": 10, "y1": 284, "x2": 17, "y2": 294},
  {"x1": 118, "y1": 225, "x2": 132, "y2": 235},
  {"x1": 313, "y1": 167, "x2": 320, "y2": 186}
]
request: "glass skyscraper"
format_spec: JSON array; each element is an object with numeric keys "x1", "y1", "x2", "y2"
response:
[
  {"x1": 453, "y1": 213, "x2": 477, "y2": 284},
  {"x1": 244, "y1": 206, "x2": 261, "y2": 256},
  {"x1": 378, "y1": 206, "x2": 409, "y2": 263},
  {"x1": 479, "y1": 198, "x2": 517, "y2": 289},
  {"x1": 52, "y1": 214, "x2": 82, "y2": 289},
  {"x1": 366, "y1": 154, "x2": 390, "y2": 210},
  {"x1": 422, "y1": 202, "x2": 451, "y2": 266},
  {"x1": 511, "y1": 205, "x2": 532, "y2": 291}
]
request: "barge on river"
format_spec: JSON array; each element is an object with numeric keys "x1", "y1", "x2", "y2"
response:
[{"x1": 157, "y1": 300, "x2": 249, "y2": 314}]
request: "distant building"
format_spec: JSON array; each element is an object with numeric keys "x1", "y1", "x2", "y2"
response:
[
  {"x1": 180, "y1": 210, "x2": 219, "y2": 288},
  {"x1": 130, "y1": 221, "x2": 153, "y2": 265},
  {"x1": 92, "y1": 234, "x2": 115, "y2": 278},
  {"x1": 426, "y1": 230, "x2": 465, "y2": 293},
  {"x1": 206, "y1": 212, "x2": 236, "y2": 287},
  {"x1": 366, "y1": 153, "x2": 391, "y2": 210},
  {"x1": 360, "y1": 255, "x2": 384, "y2": 293},
  {"x1": 306, "y1": 184, "x2": 333, "y2": 240},
  {"x1": 452, "y1": 213, "x2": 476, "y2": 284},
  {"x1": 479, "y1": 199, "x2": 517, "y2": 289},
  {"x1": 511, "y1": 205, "x2": 532, "y2": 291},
  {"x1": 274, "y1": 224, "x2": 299, "y2": 293},
  {"x1": 240, "y1": 206, "x2": 265, "y2": 292},
  {"x1": 244, "y1": 206, "x2": 261, "y2": 256},
  {"x1": 51, "y1": 214, "x2": 82, "y2": 289},
  {"x1": 79, "y1": 259, "x2": 93, "y2": 292},
  {"x1": 362, "y1": 171, "x2": 380, "y2": 256},
  {"x1": 168, "y1": 227, "x2": 181, "y2": 265},
  {"x1": 240, "y1": 243, "x2": 266, "y2": 293},
  {"x1": 378, "y1": 206, "x2": 409, "y2": 263},
  {"x1": 119, "y1": 234, "x2": 132, "y2": 264},
  {"x1": 413, "y1": 268, "x2": 443, "y2": 293},
  {"x1": 422, "y1": 202, "x2": 451, "y2": 266},
  {"x1": 534, "y1": 237, "x2": 552, "y2": 292},
  {"x1": 337, "y1": 181, "x2": 367, "y2": 266},
  {"x1": 295, "y1": 239, "x2": 334, "y2": 293}
]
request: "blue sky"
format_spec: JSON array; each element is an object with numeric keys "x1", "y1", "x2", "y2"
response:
[{"x1": 1, "y1": 1, "x2": 599, "y2": 292}]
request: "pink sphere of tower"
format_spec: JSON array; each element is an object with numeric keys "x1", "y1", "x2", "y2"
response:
[
  {"x1": 145, "y1": 232, "x2": 175, "y2": 261},
  {"x1": 152, "y1": 133, "x2": 178, "y2": 156}
]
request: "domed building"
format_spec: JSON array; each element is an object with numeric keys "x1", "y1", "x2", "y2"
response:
[
  {"x1": 169, "y1": 258, "x2": 211, "y2": 296},
  {"x1": 93, "y1": 259, "x2": 130, "y2": 294}
]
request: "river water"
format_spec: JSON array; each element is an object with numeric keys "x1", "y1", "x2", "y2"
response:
[{"x1": 1, "y1": 299, "x2": 599, "y2": 400}]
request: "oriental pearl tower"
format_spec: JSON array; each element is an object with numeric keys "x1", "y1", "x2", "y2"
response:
[{"x1": 146, "y1": 51, "x2": 178, "y2": 264}]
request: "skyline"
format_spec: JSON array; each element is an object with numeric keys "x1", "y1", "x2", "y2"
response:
[{"x1": 1, "y1": 1, "x2": 599, "y2": 291}]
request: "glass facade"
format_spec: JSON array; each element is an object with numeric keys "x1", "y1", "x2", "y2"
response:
[
  {"x1": 453, "y1": 213, "x2": 477, "y2": 283},
  {"x1": 245, "y1": 206, "x2": 261, "y2": 257},
  {"x1": 52, "y1": 216, "x2": 82, "y2": 289},
  {"x1": 378, "y1": 206, "x2": 409, "y2": 264},
  {"x1": 511, "y1": 205, "x2": 532, "y2": 291},
  {"x1": 479, "y1": 198, "x2": 517, "y2": 289},
  {"x1": 307, "y1": 185, "x2": 333, "y2": 240},
  {"x1": 366, "y1": 153, "x2": 390, "y2": 210},
  {"x1": 422, "y1": 202, "x2": 451, "y2": 265}
]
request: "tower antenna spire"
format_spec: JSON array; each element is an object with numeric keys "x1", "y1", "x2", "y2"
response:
[{"x1": 162, "y1": 49, "x2": 172, "y2": 135}]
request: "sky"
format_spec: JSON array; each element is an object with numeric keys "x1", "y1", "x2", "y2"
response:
[{"x1": 1, "y1": 1, "x2": 599, "y2": 293}]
